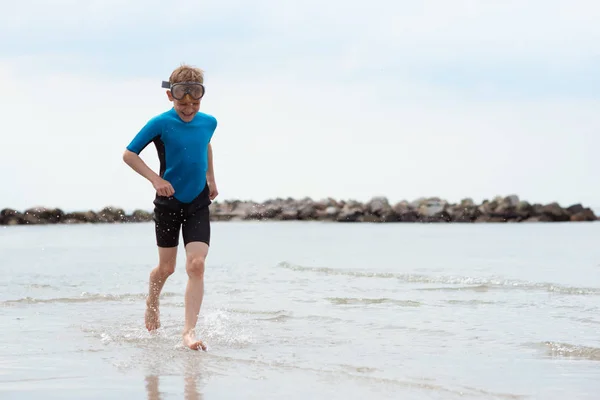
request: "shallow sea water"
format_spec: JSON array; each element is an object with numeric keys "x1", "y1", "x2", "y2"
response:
[{"x1": 1, "y1": 221, "x2": 599, "y2": 399}]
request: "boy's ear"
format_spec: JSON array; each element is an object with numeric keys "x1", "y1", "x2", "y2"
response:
[{"x1": 166, "y1": 90, "x2": 174, "y2": 101}]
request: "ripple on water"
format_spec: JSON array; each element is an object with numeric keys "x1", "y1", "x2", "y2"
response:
[
  {"x1": 277, "y1": 261, "x2": 600, "y2": 296},
  {"x1": 327, "y1": 297, "x2": 422, "y2": 307},
  {"x1": 1, "y1": 292, "x2": 179, "y2": 306}
]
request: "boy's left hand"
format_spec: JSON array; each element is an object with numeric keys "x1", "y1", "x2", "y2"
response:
[{"x1": 208, "y1": 180, "x2": 219, "y2": 200}]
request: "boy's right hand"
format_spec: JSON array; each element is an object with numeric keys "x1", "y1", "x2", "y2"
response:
[{"x1": 152, "y1": 177, "x2": 175, "y2": 197}]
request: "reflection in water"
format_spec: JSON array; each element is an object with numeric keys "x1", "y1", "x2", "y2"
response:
[
  {"x1": 145, "y1": 376, "x2": 161, "y2": 400},
  {"x1": 145, "y1": 374, "x2": 203, "y2": 400},
  {"x1": 184, "y1": 373, "x2": 204, "y2": 400},
  {"x1": 145, "y1": 351, "x2": 206, "y2": 400}
]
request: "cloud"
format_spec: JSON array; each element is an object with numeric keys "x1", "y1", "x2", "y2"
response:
[{"x1": 1, "y1": 0, "x2": 599, "y2": 212}]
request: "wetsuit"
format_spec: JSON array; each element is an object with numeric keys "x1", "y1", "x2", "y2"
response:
[{"x1": 127, "y1": 108, "x2": 217, "y2": 247}]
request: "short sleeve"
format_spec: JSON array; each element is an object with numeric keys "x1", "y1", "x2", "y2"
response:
[
  {"x1": 209, "y1": 116, "x2": 217, "y2": 142},
  {"x1": 126, "y1": 115, "x2": 163, "y2": 154}
]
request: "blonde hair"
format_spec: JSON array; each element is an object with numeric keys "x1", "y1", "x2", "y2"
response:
[{"x1": 169, "y1": 63, "x2": 204, "y2": 84}]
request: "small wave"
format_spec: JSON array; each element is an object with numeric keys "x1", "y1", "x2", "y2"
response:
[
  {"x1": 379, "y1": 324, "x2": 454, "y2": 336},
  {"x1": 278, "y1": 262, "x2": 400, "y2": 279},
  {"x1": 256, "y1": 314, "x2": 293, "y2": 322},
  {"x1": 327, "y1": 297, "x2": 421, "y2": 307},
  {"x1": 337, "y1": 363, "x2": 379, "y2": 374},
  {"x1": 303, "y1": 315, "x2": 349, "y2": 323},
  {"x1": 2, "y1": 292, "x2": 178, "y2": 306},
  {"x1": 231, "y1": 309, "x2": 293, "y2": 322},
  {"x1": 219, "y1": 308, "x2": 351, "y2": 324},
  {"x1": 1, "y1": 376, "x2": 87, "y2": 383},
  {"x1": 420, "y1": 284, "x2": 491, "y2": 293},
  {"x1": 225, "y1": 308, "x2": 290, "y2": 316},
  {"x1": 572, "y1": 317, "x2": 600, "y2": 325},
  {"x1": 277, "y1": 262, "x2": 600, "y2": 296},
  {"x1": 530, "y1": 341, "x2": 600, "y2": 362},
  {"x1": 24, "y1": 283, "x2": 54, "y2": 289},
  {"x1": 446, "y1": 299, "x2": 497, "y2": 305}
]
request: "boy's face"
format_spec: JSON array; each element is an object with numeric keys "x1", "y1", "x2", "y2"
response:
[{"x1": 168, "y1": 94, "x2": 201, "y2": 122}]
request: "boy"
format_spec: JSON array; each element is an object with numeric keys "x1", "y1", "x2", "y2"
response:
[{"x1": 122, "y1": 64, "x2": 218, "y2": 351}]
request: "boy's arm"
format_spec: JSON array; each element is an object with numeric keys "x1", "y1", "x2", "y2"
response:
[
  {"x1": 123, "y1": 150, "x2": 175, "y2": 197},
  {"x1": 123, "y1": 117, "x2": 174, "y2": 197},
  {"x1": 206, "y1": 143, "x2": 215, "y2": 183},
  {"x1": 206, "y1": 142, "x2": 218, "y2": 200},
  {"x1": 123, "y1": 149, "x2": 160, "y2": 184}
]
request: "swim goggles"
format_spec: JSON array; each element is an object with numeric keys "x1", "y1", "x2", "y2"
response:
[{"x1": 161, "y1": 81, "x2": 205, "y2": 100}]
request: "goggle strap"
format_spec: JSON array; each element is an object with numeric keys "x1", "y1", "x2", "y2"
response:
[{"x1": 161, "y1": 81, "x2": 204, "y2": 88}]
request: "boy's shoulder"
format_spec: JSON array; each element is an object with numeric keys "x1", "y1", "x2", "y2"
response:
[
  {"x1": 192, "y1": 111, "x2": 218, "y2": 129},
  {"x1": 144, "y1": 108, "x2": 177, "y2": 125},
  {"x1": 195, "y1": 111, "x2": 217, "y2": 123}
]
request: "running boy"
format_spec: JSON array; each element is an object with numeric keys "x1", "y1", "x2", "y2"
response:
[{"x1": 122, "y1": 64, "x2": 218, "y2": 351}]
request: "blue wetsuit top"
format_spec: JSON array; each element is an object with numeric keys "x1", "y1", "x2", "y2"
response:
[{"x1": 126, "y1": 108, "x2": 217, "y2": 203}]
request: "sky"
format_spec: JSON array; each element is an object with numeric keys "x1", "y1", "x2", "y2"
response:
[{"x1": 1, "y1": 0, "x2": 599, "y2": 213}]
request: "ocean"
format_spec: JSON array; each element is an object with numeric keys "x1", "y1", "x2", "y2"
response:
[{"x1": 1, "y1": 221, "x2": 599, "y2": 399}]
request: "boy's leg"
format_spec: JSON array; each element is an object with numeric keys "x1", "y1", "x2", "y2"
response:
[
  {"x1": 145, "y1": 246, "x2": 178, "y2": 331},
  {"x1": 181, "y1": 199, "x2": 211, "y2": 350},
  {"x1": 182, "y1": 241, "x2": 209, "y2": 350},
  {"x1": 146, "y1": 196, "x2": 183, "y2": 331}
]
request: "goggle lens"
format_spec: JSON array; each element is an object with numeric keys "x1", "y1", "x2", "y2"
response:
[{"x1": 162, "y1": 81, "x2": 205, "y2": 100}]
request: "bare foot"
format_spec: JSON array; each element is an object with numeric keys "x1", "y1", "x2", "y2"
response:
[
  {"x1": 145, "y1": 304, "x2": 161, "y2": 331},
  {"x1": 183, "y1": 330, "x2": 207, "y2": 351}
]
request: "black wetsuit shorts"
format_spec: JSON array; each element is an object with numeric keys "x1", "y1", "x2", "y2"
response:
[{"x1": 152, "y1": 184, "x2": 211, "y2": 248}]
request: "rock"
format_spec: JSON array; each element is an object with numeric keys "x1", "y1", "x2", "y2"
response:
[
  {"x1": 567, "y1": 204, "x2": 585, "y2": 215},
  {"x1": 129, "y1": 210, "x2": 153, "y2": 222},
  {"x1": 490, "y1": 204, "x2": 519, "y2": 222},
  {"x1": 540, "y1": 202, "x2": 570, "y2": 222},
  {"x1": 336, "y1": 205, "x2": 363, "y2": 222},
  {"x1": 409, "y1": 197, "x2": 427, "y2": 209},
  {"x1": 418, "y1": 198, "x2": 446, "y2": 218},
  {"x1": 96, "y1": 206, "x2": 127, "y2": 223},
  {"x1": 515, "y1": 201, "x2": 533, "y2": 218},
  {"x1": 1, "y1": 195, "x2": 597, "y2": 225},
  {"x1": 449, "y1": 205, "x2": 481, "y2": 222},
  {"x1": 22, "y1": 207, "x2": 65, "y2": 224},
  {"x1": 63, "y1": 211, "x2": 97, "y2": 223},
  {"x1": 360, "y1": 214, "x2": 382, "y2": 223},
  {"x1": 570, "y1": 208, "x2": 597, "y2": 222},
  {"x1": 245, "y1": 203, "x2": 281, "y2": 220},
  {"x1": 505, "y1": 195, "x2": 520, "y2": 207},
  {"x1": 313, "y1": 198, "x2": 341, "y2": 211},
  {"x1": 366, "y1": 196, "x2": 390, "y2": 215},
  {"x1": 523, "y1": 215, "x2": 554, "y2": 222},
  {"x1": 325, "y1": 206, "x2": 339, "y2": 217},
  {"x1": 210, "y1": 201, "x2": 258, "y2": 221},
  {"x1": 365, "y1": 197, "x2": 398, "y2": 222},
  {"x1": 296, "y1": 204, "x2": 316, "y2": 220},
  {"x1": 392, "y1": 200, "x2": 411, "y2": 214},
  {"x1": 475, "y1": 214, "x2": 492, "y2": 223},
  {"x1": 399, "y1": 210, "x2": 421, "y2": 222},
  {"x1": 1, "y1": 209, "x2": 26, "y2": 225},
  {"x1": 477, "y1": 200, "x2": 493, "y2": 216},
  {"x1": 460, "y1": 198, "x2": 475, "y2": 207},
  {"x1": 279, "y1": 207, "x2": 299, "y2": 221}
]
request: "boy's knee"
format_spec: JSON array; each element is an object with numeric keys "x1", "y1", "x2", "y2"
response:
[
  {"x1": 157, "y1": 260, "x2": 176, "y2": 277},
  {"x1": 186, "y1": 256, "x2": 205, "y2": 279}
]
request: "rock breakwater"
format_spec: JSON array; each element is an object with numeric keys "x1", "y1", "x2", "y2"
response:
[{"x1": 1, "y1": 195, "x2": 597, "y2": 226}]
